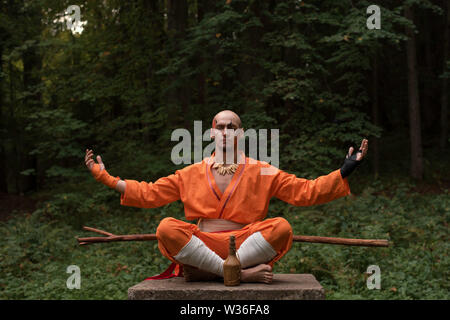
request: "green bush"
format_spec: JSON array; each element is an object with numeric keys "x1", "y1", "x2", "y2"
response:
[{"x1": 0, "y1": 181, "x2": 448, "y2": 299}]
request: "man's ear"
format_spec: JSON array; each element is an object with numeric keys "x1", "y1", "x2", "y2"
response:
[{"x1": 210, "y1": 128, "x2": 217, "y2": 140}]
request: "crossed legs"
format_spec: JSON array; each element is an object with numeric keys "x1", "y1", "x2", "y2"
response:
[{"x1": 156, "y1": 217, "x2": 293, "y2": 283}]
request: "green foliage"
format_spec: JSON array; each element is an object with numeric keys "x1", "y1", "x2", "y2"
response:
[
  {"x1": 3, "y1": 0, "x2": 446, "y2": 189},
  {"x1": 0, "y1": 182, "x2": 448, "y2": 299},
  {"x1": 270, "y1": 182, "x2": 449, "y2": 300},
  {"x1": 1, "y1": 0, "x2": 449, "y2": 301},
  {"x1": 0, "y1": 191, "x2": 186, "y2": 300}
]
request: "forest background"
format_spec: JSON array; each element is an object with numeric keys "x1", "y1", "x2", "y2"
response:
[{"x1": 0, "y1": 0, "x2": 448, "y2": 299}]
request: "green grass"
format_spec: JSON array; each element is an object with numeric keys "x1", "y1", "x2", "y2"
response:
[
  {"x1": 270, "y1": 180, "x2": 449, "y2": 299},
  {"x1": 0, "y1": 176, "x2": 449, "y2": 300}
]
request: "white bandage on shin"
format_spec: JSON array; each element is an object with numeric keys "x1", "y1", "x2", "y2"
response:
[
  {"x1": 173, "y1": 235, "x2": 224, "y2": 276},
  {"x1": 237, "y1": 232, "x2": 277, "y2": 268}
]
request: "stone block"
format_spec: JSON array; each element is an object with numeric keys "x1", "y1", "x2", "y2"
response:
[{"x1": 128, "y1": 274, "x2": 324, "y2": 300}]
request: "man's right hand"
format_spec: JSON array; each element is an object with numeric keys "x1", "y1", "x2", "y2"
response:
[
  {"x1": 85, "y1": 149, "x2": 105, "y2": 172},
  {"x1": 85, "y1": 149, "x2": 124, "y2": 192}
]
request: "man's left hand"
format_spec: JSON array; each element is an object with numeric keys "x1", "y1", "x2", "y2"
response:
[
  {"x1": 347, "y1": 139, "x2": 368, "y2": 161},
  {"x1": 340, "y1": 139, "x2": 368, "y2": 178}
]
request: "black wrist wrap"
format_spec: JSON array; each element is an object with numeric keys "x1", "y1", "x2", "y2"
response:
[{"x1": 340, "y1": 149, "x2": 363, "y2": 178}]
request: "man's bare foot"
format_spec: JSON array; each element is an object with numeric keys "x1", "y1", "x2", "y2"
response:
[
  {"x1": 241, "y1": 264, "x2": 273, "y2": 284},
  {"x1": 183, "y1": 265, "x2": 221, "y2": 282}
]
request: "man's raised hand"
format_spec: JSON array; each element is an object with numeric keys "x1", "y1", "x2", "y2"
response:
[
  {"x1": 85, "y1": 149, "x2": 125, "y2": 193},
  {"x1": 85, "y1": 149, "x2": 105, "y2": 171},
  {"x1": 347, "y1": 139, "x2": 368, "y2": 161},
  {"x1": 340, "y1": 139, "x2": 368, "y2": 179}
]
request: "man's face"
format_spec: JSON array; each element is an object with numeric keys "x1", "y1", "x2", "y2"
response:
[{"x1": 212, "y1": 114, "x2": 242, "y2": 151}]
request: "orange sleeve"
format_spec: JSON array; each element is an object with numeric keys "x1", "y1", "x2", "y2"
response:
[
  {"x1": 120, "y1": 172, "x2": 181, "y2": 208},
  {"x1": 90, "y1": 163, "x2": 120, "y2": 189},
  {"x1": 271, "y1": 168, "x2": 351, "y2": 206}
]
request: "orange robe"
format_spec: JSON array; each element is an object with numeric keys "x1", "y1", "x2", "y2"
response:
[{"x1": 120, "y1": 155, "x2": 351, "y2": 267}]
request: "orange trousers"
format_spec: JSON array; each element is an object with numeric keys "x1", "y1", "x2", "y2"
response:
[{"x1": 156, "y1": 217, "x2": 293, "y2": 267}]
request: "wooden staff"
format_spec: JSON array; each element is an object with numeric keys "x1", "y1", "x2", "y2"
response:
[{"x1": 77, "y1": 226, "x2": 389, "y2": 247}]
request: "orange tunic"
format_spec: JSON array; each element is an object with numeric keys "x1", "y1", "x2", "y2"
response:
[
  {"x1": 120, "y1": 155, "x2": 351, "y2": 225},
  {"x1": 120, "y1": 155, "x2": 351, "y2": 269}
]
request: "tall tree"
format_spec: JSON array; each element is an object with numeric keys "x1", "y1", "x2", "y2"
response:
[
  {"x1": 404, "y1": 5, "x2": 423, "y2": 180},
  {"x1": 0, "y1": 37, "x2": 7, "y2": 192},
  {"x1": 371, "y1": 54, "x2": 380, "y2": 178},
  {"x1": 196, "y1": 0, "x2": 218, "y2": 117},
  {"x1": 166, "y1": 0, "x2": 189, "y2": 128},
  {"x1": 441, "y1": 0, "x2": 450, "y2": 150},
  {"x1": 422, "y1": 17, "x2": 434, "y2": 133}
]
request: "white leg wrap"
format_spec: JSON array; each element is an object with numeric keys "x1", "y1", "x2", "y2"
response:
[
  {"x1": 237, "y1": 232, "x2": 277, "y2": 269},
  {"x1": 173, "y1": 235, "x2": 224, "y2": 276}
]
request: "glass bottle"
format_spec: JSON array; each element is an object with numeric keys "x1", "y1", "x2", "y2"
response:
[{"x1": 223, "y1": 235, "x2": 241, "y2": 286}]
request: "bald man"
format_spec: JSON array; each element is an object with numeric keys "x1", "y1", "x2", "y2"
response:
[{"x1": 85, "y1": 110, "x2": 368, "y2": 283}]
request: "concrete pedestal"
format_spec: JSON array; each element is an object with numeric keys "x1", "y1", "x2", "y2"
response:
[{"x1": 128, "y1": 274, "x2": 324, "y2": 300}]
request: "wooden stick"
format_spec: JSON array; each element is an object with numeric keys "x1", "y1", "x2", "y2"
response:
[
  {"x1": 77, "y1": 234, "x2": 157, "y2": 245},
  {"x1": 82, "y1": 226, "x2": 114, "y2": 236},
  {"x1": 77, "y1": 226, "x2": 389, "y2": 247},
  {"x1": 292, "y1": 235, "x2": 389, "y2": 247}
]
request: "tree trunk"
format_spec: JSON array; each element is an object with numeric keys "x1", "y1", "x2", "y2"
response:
[
  {"x1": 166, "y1": 0, "x2": 189, "y2": 128},
  {"x1": 196, "y1": 0, "x2": 220, "y2": 119},
  {"x1": 22, "y1": 47, "x2": 42, "y2": 193},
  {"x1": 0, "y1": 43, "x2": 8, "y2": 193},
  {"x1": 8, "y1": 61, "x2": 20, "y2": 193},
  {"x1": 371, "y1": 54, "x2": 380, "y2": 179},
  {"x1": 196, "y1": 0, "x2": 211, "y2": 116},
  {"x1": 405, "y1": 6, "x2": 423, "y2": 180},
  {"x1": 422, "y1": 17, "x2": 434, "y2": 134},
  {"x1": 441, "y1": 0, "x2": 450, "y2": 150}
]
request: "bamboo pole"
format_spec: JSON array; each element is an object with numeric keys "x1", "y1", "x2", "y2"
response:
[{"x1": 77, "y1": 226, "x2": 389, "y2": 247}]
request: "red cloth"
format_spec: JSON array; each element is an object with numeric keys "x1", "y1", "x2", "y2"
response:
[{"x1": 145, "y1": 262, "x2": 183, "y2": 280}]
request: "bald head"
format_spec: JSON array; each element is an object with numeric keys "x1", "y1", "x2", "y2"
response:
[{"x1": 212, "y1": 110, "x2": 242, "y2": 129}]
